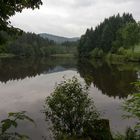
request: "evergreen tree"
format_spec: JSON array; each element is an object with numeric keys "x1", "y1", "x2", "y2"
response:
[{"x1": 78, "y1": 13, "x2": 136, "y2": 57}]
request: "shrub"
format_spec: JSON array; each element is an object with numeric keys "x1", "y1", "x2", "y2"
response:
[{"x1": 44, "y1": 77, "x2": 99, "y2": 139}]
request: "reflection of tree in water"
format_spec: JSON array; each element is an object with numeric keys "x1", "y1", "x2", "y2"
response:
[
  {"x1": 0, "y1": 57, "x2": 76, "y2": 83},
  {"x1": 77, "y1": 59, "x2": 138, "y2": 98}
]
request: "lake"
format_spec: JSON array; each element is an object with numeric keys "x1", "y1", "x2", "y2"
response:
[{"x1": 0, "y1": 57, "x2": 139, "y2": 139}]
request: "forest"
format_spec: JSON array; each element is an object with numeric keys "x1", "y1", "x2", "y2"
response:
[
  {"x1": 1, "y1": 1, "x2": 140, "y2": 139},
  {"x1": 1, "y1": 12, "x2": 140, "y2": 61},
  {"x1": 0, "y1": 31, "x2": 77, "y2": 57},
  {"x1": 78, "y1": 13, "x2": 140, "y2": 62}
]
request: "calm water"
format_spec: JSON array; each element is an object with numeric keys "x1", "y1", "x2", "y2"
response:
[{"x1": 0, "y1": 57, "x2": 139, "y2": 139}]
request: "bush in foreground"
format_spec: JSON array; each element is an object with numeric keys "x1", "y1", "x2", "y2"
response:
[{"x1": 44, "y1": 77, "x2": 100, "y2": 139}]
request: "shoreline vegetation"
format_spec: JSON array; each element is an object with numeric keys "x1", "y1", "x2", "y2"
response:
[
  {"x1": 89, "y1": 44, "x2": 140, "y2": 62},
  {"x1": 91, "y1": 44, "x2": 140, "y2": 63},
  {"x1": 1, "y1": 13, "x2": 140, "y2": 63},
  {"x1": 1, "y1": 0, "x2": 140, "y2": 139},
  {"x1": 0, "y1": 32, "x2": 78, "y2": 58},
  {"x1": 78, "y1": 13, "x2": 140, "y2": 63}
]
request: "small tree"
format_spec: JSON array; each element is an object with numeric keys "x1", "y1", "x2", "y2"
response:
[{"x1": 44, "y1": 77, "x2": 99, "y2": 138}]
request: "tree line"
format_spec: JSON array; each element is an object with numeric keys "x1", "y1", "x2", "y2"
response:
[
  {"x1": 78, "y1": 13, "x2": 140, "y2": 58},
  {"x1": 0, "y1": 0, "x2": 77, "y2": 58},
  {"x1": 0, "y1": 31, "x2": 55, "y2": 57},
  {"x1": 0, "y1": 31, "x2": 78, "y2": 57}
]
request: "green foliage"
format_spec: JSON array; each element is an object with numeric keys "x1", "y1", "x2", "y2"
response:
[
  {"x1": 78, "y1": 13, "x2": 135, "y2": 57},
  {"x1": 117, "y1": 47, "x2": 126, "y2": 55},
  {"x1": 0, "y1": 0, "x2": 42, "y2": 32},
  {"x1": 123, "y1": 93, "x2": 140, "y2": 120},
  {"x1": 44, "y1": 77, "x2": 99, "y2": 139},
  {"x1": 0, "y1": 111, "x2": 35, "y2": 140},
  {"x1": 0, "y1": 31, "x2": 77, "y2": 57},
  {"x1": 114, "y1": 23, "x2": 140, "y2": 50},
  {"x1": 0, "y1": 31, "x2": 11, "y2": 45},
  {"x1": 122, "y1": 82, "x2": 140, "y2": 140},
  {"x1": 4, "y1": 32, "x2": 54, "y2": 57},
  {"x1": 90, "y1": 48, "x2": 104, "y2": 58},
  {"x1": 106, "y1": 48, "x2": 140, "y2": 62},
  {"x1": 78, "y1": 13, "x2": 140, "y2": 60},
  {"x1": 78, "y1": 28, "x2": 94, "y2": 57},
  {"x1": 44, "y1": 45, "x2": 77, "y2": 56},
  {"x1": 114, "y1": 127, "x2": 140, "y2": 140}
]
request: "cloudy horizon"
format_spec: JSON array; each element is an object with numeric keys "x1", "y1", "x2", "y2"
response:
[{"x1": 10, "y1": 0, "x2": 140, "y2": 37}]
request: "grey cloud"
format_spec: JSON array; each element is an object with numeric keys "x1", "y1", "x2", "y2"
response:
[
  {"x1": 10, "y1": 0, "x2": 140, "y2": 37},
  {"x1": 43, "y1": 0, "x2": 96, "y2": 8},
  {"x1": 73, "y1": 0, "x2": 96, "y2": 7}
]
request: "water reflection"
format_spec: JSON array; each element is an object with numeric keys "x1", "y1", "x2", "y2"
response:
[
  {"x1": 0, "y1": 70, "x2": 80, "y2": 140},
  {"x1": 77, "y1": 59, "x2": 139, "y2": 98},
  {"x1": 1, "y1": 57, "x2": 140, "y2": 139},
  {"x1": 0, "y1": 57, "x2": 76, "y2": 83},
  {"x1": 1, "y1": 56, "x2": 139, "y2": 99}
]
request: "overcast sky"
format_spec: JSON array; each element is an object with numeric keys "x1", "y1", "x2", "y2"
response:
[{"x1": 10, "y1": 0, "x2": 140, "y2": 37}]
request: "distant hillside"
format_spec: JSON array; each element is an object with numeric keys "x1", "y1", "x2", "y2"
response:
[{"x1": 39, "y1": 33, "x2": 79, "y2": 44}]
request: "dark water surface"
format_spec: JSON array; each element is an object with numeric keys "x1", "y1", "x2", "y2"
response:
[{"x1": 0, "y1": 57, "x2": 139, "y2": 139}]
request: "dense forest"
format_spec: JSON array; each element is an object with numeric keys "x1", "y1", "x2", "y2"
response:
[
  {"x1": 1, "y1": 1, "x2": 140, "y2": 139},
  {"x1": 0, "y1": 1, "x2": 78, "y2": 58},
  {"x1": 78, "y1": 13, "x2": 140, "y2": 61},
  {"x1": 0, "y1": 31, "x2": 77, "y2": 57}
]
